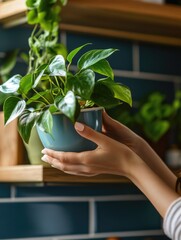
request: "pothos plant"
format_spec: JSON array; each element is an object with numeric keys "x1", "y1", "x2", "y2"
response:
[
  {"x1": 25, "y1": 0, "x2": 68, "y2": 73},
  {"x1": 0, "y1": 43, "x2": 132, "y2": 144}
]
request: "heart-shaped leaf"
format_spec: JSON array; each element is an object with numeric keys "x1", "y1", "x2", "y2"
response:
[
  {"x1": 18, "y1": 110, "x2": 40, "y2": 144},
  {"x1": 67, "y1": 69, "x2": 95, "y2": 100},
  {"x1": 54, "y1": 90, "x2": 80, "y2": 123},
  {"x1": 48, "y1": 55, "x2": 66, "y2": 76},
  {"x1": 37, "y1": 109, "x2": 53, "y2": 134},
  {"x1": 91, "y1": 83, "x2": 120, "y2": 108},
  {"x1": 19, "y1": 74, "x2": 33, "y2": 95},
  {"x1": 90, "y1": 59, "x2": 114, "y2": 80},
  {"x1": 97, "y1": 79, "x2": 132, "y2": 107},
  {"x1": 0, "y1": 74, "x2": 21, "y2": 93},
  {"x1": 78, "y1": 48, "x2": 118, "y2": 70},
  {"x1": 3, "y1": 96, "x2": 26, "y2": 125}
]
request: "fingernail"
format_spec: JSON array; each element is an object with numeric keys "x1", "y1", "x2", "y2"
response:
[
  {"x1": 41, "y1": 148, "x2": 47, "y2": 154},
  {"x1": 41, "y1": 155, "x2": 48, "y2": 162},
  {"x1": 75, "y1": 122, "x2": 84, "y2": 132}
]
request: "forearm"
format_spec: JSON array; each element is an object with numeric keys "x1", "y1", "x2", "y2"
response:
[
  {"x1": 128, "y1": 159, "x2": 179, "y2": 217},
  {"x1": 136, "y1": 137, "x2": 177, "y2": 190}
]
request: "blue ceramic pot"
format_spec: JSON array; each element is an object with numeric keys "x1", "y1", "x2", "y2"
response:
[{"x1": 36, "y1": 107, "x2": 103, "y2": 152}]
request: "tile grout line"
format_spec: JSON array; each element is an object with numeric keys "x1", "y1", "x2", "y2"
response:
[
  {"x1": 69, "y1": 64, "x2": 181, "y2": 82},
  {"x1": 132, "y1": 42, "x2": 140, "y2": 72},
  {"x1": 4, "y1": 229, "x2": 164, "y2": 240},
  {"x1": 10, "y1": 185, "x2": 16, "y2": 199},
  {"x1": 0, "y1": 194, "x2": 146, "y2": 203},
  {"x1": 0, "y1": 51, "x2": 180, "y2": 82},
  {"x1": 113, "y1": 69, "x2": 181, "y2": 82},
  {"x1": 60, "y1": 31, "x2": 67, "y2": 46},
  {"x1": 88, "y1": 198, "x2": 96, "y2": 236}
]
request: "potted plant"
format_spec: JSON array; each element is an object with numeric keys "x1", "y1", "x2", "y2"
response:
[
  {"x1": 114, "y1": 91, "x2": 181, "y2": 158},
  {"x1": 0, "y1": 43, "x2": 132, "y2": 152},
  {"x1": 7, "y1": 0, "x2": 68, "y2": 163}
]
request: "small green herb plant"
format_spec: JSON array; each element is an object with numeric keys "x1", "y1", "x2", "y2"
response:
[
  {"x1": 117, "y1": 91, "x2": 181, "y2": 143},
  {"x1": 0, "y1": 44, "x2": 132, "y2": 144}
]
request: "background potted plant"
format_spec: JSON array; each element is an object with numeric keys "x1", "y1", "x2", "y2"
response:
[
  {"x1": 0, "y1": 43, "x2": 132, "y2": 152},
  {"x1": 114, "y1": 91, "x2": 181, "y2": 159}
]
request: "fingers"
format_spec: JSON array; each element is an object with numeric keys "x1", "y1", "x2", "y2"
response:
[
  {"x1": 102, "y1": 111, "x2": 123, "y2": 130},
  {"x1": 41, "y1": 149, "x2": 103, "y2": 176},
  {"x1": 74, "y1": 122, "x2": 110, "y2": 147},
  {"x1": 42, "y1": 148, "x2": 87, "y2": 164}
]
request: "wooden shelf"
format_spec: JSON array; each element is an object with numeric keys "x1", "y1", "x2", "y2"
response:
[
  {"x1": 0, "y1": 165, "x2": 128, "y2": 183},
  {"x1": 1, "y1": 0, "x2": 181, "y2": 46}
]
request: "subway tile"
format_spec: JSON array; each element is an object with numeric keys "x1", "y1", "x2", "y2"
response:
[
  {"x1": 140, "y1": 43, "x2": 181, "y2": 76},
  {"x1": 0, "y1": 184, "x2": 11, "y2": 198},
  {"x1": 16, "y1": 183, "x2": 141, "y2": 197},
  {"x1": 95, "y1": 201, "x2": 161, "y2": 232},
  {"x1": 0, "y1": 27, "x2": 31, "y2": 52},
  {"x1": 0, "y1": 202, "x2": 88, "y2": 239},
  {"x1": 66, "y1": 32, "x2": 133, "y2": 71},
  {"x1": 119, "y1": 237, "x2": 169, "y2": 240},
  {"x1": 78, "y1": 237, "x2": 168, "y2": 240},
  {"x1": 116, "y1": 76, "x2": 175, "y2": 102}
]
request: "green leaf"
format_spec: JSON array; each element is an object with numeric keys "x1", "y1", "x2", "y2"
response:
[
  {"x1": 78, "y1": 48, "x2": 118, "y2": 70},
  {"x1": 67, "y1": 43, "x2": 91, "y2": 64},
  {"x1": 90, "y1": 59, "x2": 114, "y2": 80},
  {"x1": 144, "y1": 120, "x2": 170, "y2": 142},
  {"x1": 32, "y1": 66, "x2": 47, "y2": 88},
  {"x1": 26, "y1": 9, "x2": 38, "y2": 24},
  {"x1": 54, "y1": 91, "x2": 80, "y2": 123},
  {"x1": 18, "y1": 74, "x2": 33, "y2": 96},
  {"x1": 18, "y1": 110, "x2": 39, "y2": 144},
  {"x1": 91, "y1": 83, "x2": 121, "y2": 108},
  {"x1": 0, "y1": 74, "x2": 21, "y2": 93},
  {"x1": 37, "y1": 109, "x2": 53, "y2": 134},
  {"x1": 67, "y1": 69, "x2": 95, "y2": 100},
  {"x1": 96, "y1": 79, "x2": 132, "y2": 106},
  {"x1": 3, "y1": 96, "x2": 26, "y2": 125},
  {"x1": 59, "y1": 0, "x2": 67, "y2": 6},
  {"x1": 26, "y1": 0, "x2": 40, "y2": 8},
  {"x1": 48, "y1": 55, "x2": 66, "y2": 76}
]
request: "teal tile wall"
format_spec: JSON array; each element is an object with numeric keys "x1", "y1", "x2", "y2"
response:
[
  {"x1": 15, "y1": 183, "x2": 141, "y2": 197},
  {"x1": 66, "y1": 33, "x2": 133, "y2": 70},
  {"x1": 0, "y1": 184, "x2": 10, "y2": 198},
  {"x1": 96, "y1": 201, "x2": 161, "y2": 232},
  {"x1": 118, "y1": 77, "x2": 175, "y2": 102},
  {"x1": 0, "y1": 25, "x2": 179, "y2": 239},
  {"x1": 0, "y1": 201, "x2": 88, "y2": 239},
  {"x1": 0, "y1": 27, "x2": 31, "y2": 51},
  {"x1": 140, "y1": 43, "x2": 181, "y2": 75}
]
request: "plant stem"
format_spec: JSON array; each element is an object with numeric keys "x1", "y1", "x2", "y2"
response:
[{"x1": 33, "y1": 88, "x2": 51, "y2": 105}]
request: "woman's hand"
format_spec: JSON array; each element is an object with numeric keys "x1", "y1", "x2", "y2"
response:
[
  {"x1": 102, "y1": 111, "x2": 143, "y2": 156},
  {"x1": 41, "y1": 122, "x2": 140, "y2": 177},
  {"x1": 102, "y1": 111, "x2": 177, "y2": 189}
]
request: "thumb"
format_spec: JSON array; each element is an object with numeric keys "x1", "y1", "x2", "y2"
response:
[{"x1": 74, "y1": 122, "x2": 107, "y2": 147}]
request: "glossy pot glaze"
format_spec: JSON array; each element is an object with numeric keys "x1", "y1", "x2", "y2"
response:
[{"x1": 36, "y1": 107, "x2": 102, "y2": 152}]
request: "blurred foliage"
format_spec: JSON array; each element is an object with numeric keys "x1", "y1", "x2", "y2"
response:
[
  {"x1": 108, "y1": 91, "x2": 181, "y2": 143},
  {"x1": 0, "y1": 50, "x2": 19, "y2": 106}
]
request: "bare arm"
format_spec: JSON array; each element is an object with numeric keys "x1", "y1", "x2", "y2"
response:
[
  {"x1": 41, "y1": 122, "x2": 180, "y2": 218},
  {"x1": 102, "y1": 111, "x2": 177, "y2": 189}
]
